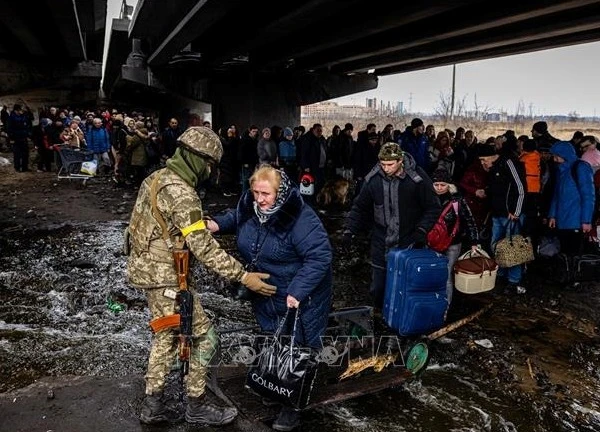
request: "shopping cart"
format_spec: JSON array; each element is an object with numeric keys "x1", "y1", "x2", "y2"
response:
[{"x1": 56, "y1": 144, "x2": 95, "y2": 185}]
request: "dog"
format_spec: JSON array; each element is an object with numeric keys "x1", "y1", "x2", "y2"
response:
[{"x1": 316, "y1": 177, "x2": 351, "y2": 207}]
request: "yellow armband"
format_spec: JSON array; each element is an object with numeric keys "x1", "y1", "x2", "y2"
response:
[{"x1": 180, "y1": 220, "x2": 206, "y2": 237}]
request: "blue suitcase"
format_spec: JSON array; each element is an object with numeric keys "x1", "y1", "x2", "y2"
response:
[{"x1": 383, "y1": 248, "x2": 449, "y2": 336}]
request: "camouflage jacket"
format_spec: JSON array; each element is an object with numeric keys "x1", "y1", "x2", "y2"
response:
[{"x1": 127, "y1": 168, "x2": 245, "y2": 289}]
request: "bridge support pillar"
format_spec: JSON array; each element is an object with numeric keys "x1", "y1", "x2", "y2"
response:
[
  {"x1": 209, "y1": 72, "x2": 299, "y2": 130},
  {"x1": 208, "y1": 71, "x2": 378, "y2": 130}
]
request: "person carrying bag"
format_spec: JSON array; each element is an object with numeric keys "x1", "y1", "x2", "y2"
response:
[
  {"x1": 494, "y1": 219, "x2": 535, "y2": 268},
  {"x1": 245, "y1": 307, "x2": 319, "y2": 410}
]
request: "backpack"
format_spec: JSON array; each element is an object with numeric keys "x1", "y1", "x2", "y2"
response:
[{"x1": 427, "y1": 200, "x2": 459, "y2": 252}]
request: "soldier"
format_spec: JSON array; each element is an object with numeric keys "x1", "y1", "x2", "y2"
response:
[{"x1": 126, "y1": 126, "x2": 276, "y2": 426}]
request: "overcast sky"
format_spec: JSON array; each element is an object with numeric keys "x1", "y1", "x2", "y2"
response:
[
  {"x1": 331, "y1": 41, "x2": 600, "y2": 118},
  {"x1": 105, "y1": 1, "x2": 599, "y2": 118}
]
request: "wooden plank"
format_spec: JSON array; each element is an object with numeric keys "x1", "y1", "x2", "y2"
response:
[{"x1": 212, "y1": 362, "x2": 413, "y2": 421}]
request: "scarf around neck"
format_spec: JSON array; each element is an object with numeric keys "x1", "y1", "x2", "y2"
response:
[
  {"x1": 253, "y1": 170, "x2": 293, "y2": 223},
  {"x1": 166, "y1": 147, "x2": 209, "y2": 187}
]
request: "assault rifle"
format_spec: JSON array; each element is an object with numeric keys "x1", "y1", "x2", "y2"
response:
[{"x1": 174, "y1": 249, "x2": 192, "y2": 379}]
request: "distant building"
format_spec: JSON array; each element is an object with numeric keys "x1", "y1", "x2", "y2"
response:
[
  {"x1": 302, "y1": 101, "x2": 374, "y2": 119},
  {"x1": 302, "y1": 97, "x2": 406, "y2": 119}
]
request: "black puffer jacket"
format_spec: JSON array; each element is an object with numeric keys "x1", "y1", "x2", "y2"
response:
[
  {"x1": 345, "y1": 153, "x2": 441, "y2": 267},
  {"x1": 437, "y1": 191, "x2": 479, "y2": 247}
]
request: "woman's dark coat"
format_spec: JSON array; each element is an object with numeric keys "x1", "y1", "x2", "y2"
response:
[{"x1": 212, "y1": 188, "x2": 333, "y2": 348}]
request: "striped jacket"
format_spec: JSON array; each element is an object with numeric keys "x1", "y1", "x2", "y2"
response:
[{"x1": 487, "y1": 155, "x2": 527, "y2": 218}]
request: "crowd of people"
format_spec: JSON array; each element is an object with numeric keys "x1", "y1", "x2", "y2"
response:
[{"x1": 3, "y1": 101, "x2": 600, "y2": 430}]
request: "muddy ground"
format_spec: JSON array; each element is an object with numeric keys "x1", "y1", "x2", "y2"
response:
[{"x1": 1, "y1": 151, "x2": 599, "y2": 432}]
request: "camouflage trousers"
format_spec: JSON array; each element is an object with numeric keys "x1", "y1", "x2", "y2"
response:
[{"x1": 144, "y1": 288, "x2": 219, "y2": 397}]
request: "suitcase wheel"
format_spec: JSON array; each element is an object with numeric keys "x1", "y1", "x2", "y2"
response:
[{"x1": 406, "y1": 342, "x2": 429, "y2": 375}]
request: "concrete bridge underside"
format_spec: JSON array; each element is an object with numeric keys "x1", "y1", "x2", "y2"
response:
[
  {"x1": 2, "y1": 0, "x2": 600, "y2": 127},
  {"x1": 0, "y1": 0, "x2": 107, "y2": 103},
  {"x1": 103, "y1": 0, "x2": 600, "y2": 128}
]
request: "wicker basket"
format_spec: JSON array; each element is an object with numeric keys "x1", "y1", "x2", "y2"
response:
[{"x1": 454, "y1": 249, "x2": 498, "y2": 294}]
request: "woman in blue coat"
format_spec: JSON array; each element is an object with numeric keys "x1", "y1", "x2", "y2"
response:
[
  {"x1": 208, "y1": 164, "x2": 333, "y2": 430},
  {"x1": 548, "y1": 141, "x2": 595, "y2": 255}
]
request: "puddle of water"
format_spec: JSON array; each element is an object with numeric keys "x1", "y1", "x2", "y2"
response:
[{"x1": 0, "y1": 219, "x2": 599, "y2": 431}]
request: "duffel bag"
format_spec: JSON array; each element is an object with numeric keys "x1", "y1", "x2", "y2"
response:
[{"x1": 454, "y1": 248, "x2": 498, "y2": 294}]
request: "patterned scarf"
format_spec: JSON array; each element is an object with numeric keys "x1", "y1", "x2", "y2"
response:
[{"x1": 253, "y1": 170, "x2": 293, "y2": 224}]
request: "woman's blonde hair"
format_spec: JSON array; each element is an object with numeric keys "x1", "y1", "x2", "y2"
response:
[{"x1": 249, "y1": 164, "x2": 281, "y2": 192}]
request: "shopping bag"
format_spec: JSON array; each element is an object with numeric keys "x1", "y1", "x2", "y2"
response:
[
  {"x1": 494, "y1": 220, "x2": 534, "y2": 267},
  {"x1": 245, "y1": 308, "x2": 318, "y2": 409},
  {"x1": 80, "y1": 160, "x2": 97, "y2": 176}
]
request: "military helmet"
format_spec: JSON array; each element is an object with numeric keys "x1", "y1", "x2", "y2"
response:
[
  {"x1": 177, "y1": 126, "x2": 223, "y2": 162},
  {"x1": 378, "y1": 142, "x2": 404, "y2": 161}
]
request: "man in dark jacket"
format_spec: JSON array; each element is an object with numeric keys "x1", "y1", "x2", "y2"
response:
[
  {"x1": 343, "y1": 142, "x2": 441, "y2": 308},
  {"x1": 6, "y1": 104, "x2": 32, "y2": 172},
  {"x1": 237, "y1": 125, "x2": 259, "y2": 193},
  {"x1": 160, "y1": 117, "x2": 182, "y2": 158},
  {"x1": 478, "y1": 143, "x2": 528, "y2": 294},
  {"x1": 531, "y1": 121, "x2": 558, "y2": 151},
  {"x1": 398, "y1": 118, "x2": 430, "y2": 172},
  {"x1": 300, "y1": 123, "x2": 327, "y2": 198}
]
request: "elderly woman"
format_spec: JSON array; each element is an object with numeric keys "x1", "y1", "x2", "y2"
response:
[
  {"x1": 59, "y1": 121, "x2": 85, "y2": 149},
  {"x1": 208, "y1": 164, "x2": 332, "y2": 431}
]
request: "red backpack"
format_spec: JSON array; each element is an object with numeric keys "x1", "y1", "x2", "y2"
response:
[{"x1": 427, "y1": 201, "x2": 459, "y2": 252}]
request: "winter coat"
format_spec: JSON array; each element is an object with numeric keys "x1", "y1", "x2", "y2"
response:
[
  {"x1": 299, "y1": 132, "x2": 326, "y2": 172},
  {"x1": 85, "y1": 126, "x2": 111, "y2": 153},
  {"x1": 238, "y1": 131, "x2": 259, "y2": 167},
  {"x1": 548, "y1": 141, "x2": 595, "y2": 229},
  {"x1": 398, "y1": 126, "x2": 430, "y2": 172},
  {"x1": 126, "y1": 129, "x2": 148, "y2": 167},
  {"x1": 487, "y1": 155, "x2": 527, "y2": 218},
  {"x1": 459, "y1": 160, "x2": 490, "y2": 229},
  {"x1": 6, "y1": 111, "x2": 31, "y2": 142},
  {"x1": 345, "y1": 152, "x2": 441, "y2": 267},
  {"x1": 278, "y1": 138, "x2": 296, "y2": 166},
  {"x1": 437, "y1": 191, "x2": 479, "y2": 248},
  {"x1": 520, "y1": 150, "x2": 541, "y2": 193},
  {"x1": 257, "y1": 137, "x2": 278, "y2": 166},
  {"x1": 352, "y1": 139, "x2": 380, "y2": 179},
  {"x1": 212, "y1": 187, "x2": 332, "y2": 348}
]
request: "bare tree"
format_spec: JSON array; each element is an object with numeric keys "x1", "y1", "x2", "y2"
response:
[
  {"x1": 434, "y1": 91, "x2": 452, "y2": 128},
  {"x1": 458, "y1": 93, "x2": 492, "y2": 138},
  {"x1": 568, "y1": 111, "x2": 579, "y2": 122},
  {"x1": 513, "y1": 99, "x2": 527, "y2": 132}
]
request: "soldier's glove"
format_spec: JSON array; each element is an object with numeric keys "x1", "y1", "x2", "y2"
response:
[
  {"x1": 241, "y1": 272, "x2": 277, "y2": 296},
  {"x1": 341, "y1": 231, "x2": 354, "y2": 253}
]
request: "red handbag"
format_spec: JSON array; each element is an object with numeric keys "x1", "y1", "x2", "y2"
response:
[{"x1": 427, "y1": 201, "x2": 459, "y2": 252}]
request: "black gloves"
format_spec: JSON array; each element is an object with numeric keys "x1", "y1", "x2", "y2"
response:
[
  {"x1": 341, "y1": 231, "x2": 354, "y2": 253},
  {"x1": 410, "y1": 229, "x2": 428, "y2": 248}
]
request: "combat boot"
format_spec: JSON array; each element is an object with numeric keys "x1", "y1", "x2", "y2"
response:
[
  {"x1": 139, "y1": 393, "x2": 170, "y2": 424},
  {"x1": 185, "y1": 396, "x2": 238, "y2": 425}
]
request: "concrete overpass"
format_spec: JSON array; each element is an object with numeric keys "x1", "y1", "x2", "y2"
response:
[
  {"x1": 0, "y1": 0, "x2": 107, "y2": 105},
  {"x1": 2, "y1": 0, "x2": 600, "y2": 127},
  {"x1": 101, "y1": 0, "x2": 600, "y2": 128}
]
